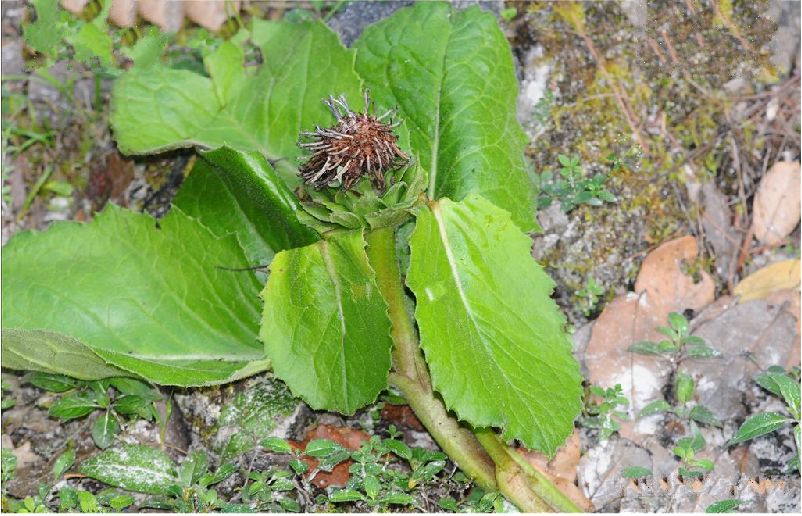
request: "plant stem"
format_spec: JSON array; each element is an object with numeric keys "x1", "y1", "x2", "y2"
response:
[{"x1": 365, "y1": 226, "x2": 578, "y2": 512}]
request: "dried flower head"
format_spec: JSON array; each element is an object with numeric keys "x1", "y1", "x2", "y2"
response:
[{"x1": 298, "y1": 91, "x2": 409, "y2": 192}]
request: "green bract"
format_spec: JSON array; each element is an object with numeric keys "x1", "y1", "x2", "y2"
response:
[{"x1": 2, "y1": 1, "x2": 581, "y2": 487}]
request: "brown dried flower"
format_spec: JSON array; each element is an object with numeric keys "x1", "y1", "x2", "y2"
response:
[{"x1": 298, "y1": 92, "x2": 409, "y2": 192}]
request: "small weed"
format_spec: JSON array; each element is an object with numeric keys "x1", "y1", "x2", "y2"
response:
[
  {"x1": 638, "y1": 372, "x2": 721, "y2": 427},
  {"x1": 581, "y1": 384, "x2": 629, "y2": 439},
  {"x1": 673, "y1": 428, "x2": 714, "y2": 479},
  {"x1": 729, "y1": 367, "x2": 800, "y2": 471},
  {"x1": 29, "y1": 372, "x2": 162, "y2": 449},
  {"x1": 575, "y1": 276, "x2": 604, "y2": 317},
  {"x1": 629, "y1": 312, "x2": 720, "y2": 363},
  {"x1": 536, "y1": 154, "x2": 616, "y2": 212}
]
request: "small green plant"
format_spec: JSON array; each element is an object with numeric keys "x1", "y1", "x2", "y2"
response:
[
  {"x1": 4, "y1": 445, "x2": 76, "y2": 513},
  {"x1": 536, "y1": 154, "x2": 616, "y2": 212},
  {"x1": 638, "y1": 373, "x2": 721, "y2": 427},
  {"x1": 57, "y1": 488, "x2": 135, "y2": 512},
  {"x1": 27, "y1": 373, "x2": 162, "y2": 449},
  {"x1": 673, "y1": 428, "x2": 714, "y2": 479},
  {"x1": 729, "y1": 367, "x2": 800, "y2": 471},
  {"x1": 629, "y1": 312, "x2": 720, "y2": 362},
  {"x1": 580, "y1": 384, "x2": 629, "y2": 439},
  {"x1": 575, "y1": 277, "x2": 604, "y2": 317}
]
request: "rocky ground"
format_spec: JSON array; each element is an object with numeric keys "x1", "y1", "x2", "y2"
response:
[{"x1": 1, "y1": 0, "x2": 800, "y2": 512}]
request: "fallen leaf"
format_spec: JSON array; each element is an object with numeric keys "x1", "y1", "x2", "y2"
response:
[
  {"x1": 680, "y1": 300, "x2": 797, "y2": 419},
  {"x1": 584, "y1": 293, "x2": 672, "y2": 414},
  {"x1": 380, "y1": 404, "x2": 425, "y2": 432},
  {"x1": 733, "y1": 259, "x2": 800, "y2": 301},
  {"x1": 752, "y1": 161, "x2": 801, "y2": 247},
  {"x1": 634, "y1": 236, "x2": 715, "y2": 318},
  {"x1": 290, "y1": 424, "x2": 369, "y2": 488},
  {"x1": 521, "y1": 430, "x2": 594, "y2": 511}
]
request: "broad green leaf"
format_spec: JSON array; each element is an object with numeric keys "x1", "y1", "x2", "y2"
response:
[
  {"x1": 774, "y1": 374, "x2": 801, "y2": 419},
  {"x1": 110, "y1": 19, "x2": 362, "y2": 184},
  {"x1": 68, "y1": 23, "x2": 113, "y2": 67},
  {"x1": 49, "y1": 392, "x2": 99, "y2": 420},
  {"x1": 25, "y1": 372, "x2": 79, "y2": 393},
  {"x1": 729, "y1": 412, "x2": 790, "y2": 445},
  {"x1": 329, "y1": 489, "x2": 365, "y2": 503},
  {"x1": 2, "y1": 205, "x2": 266, "y2": 386},
  {"x1": 91, "y1": 411, "x2": 120, "y2": 449},
  {"x1": 406, "y1": 195, "x2": 582, "y2": 454},
  {"x1": 174, "y1": 147, "x2": 319, "y2": 267},
  {"x1": 261, "y1": 231, "x2": 393, "y2": 414},
  {"x1": 354, "y1": 3, "x2": 537, "y2": 231},
  {"x1": 1, "y1": 329, "x2": 128, "y2": 380},
  {"x1": 23, "y1": 0, "x2": 68, "y2": 56},
  {"x1": 122, "y1": 27, "x2": 168, "y2": 68},
  {"x1": 705, "y1": 499, "x2": 741, "y2": 513},
  {"x1": 689, "y1": 405, "x2": 722, "y2": 427},
  {"x1": 79, "y1": 445, "x2": 178, "y2": 495},
  {"x1": 52, "y1": 448, "x2": 76, "y2": 480}
]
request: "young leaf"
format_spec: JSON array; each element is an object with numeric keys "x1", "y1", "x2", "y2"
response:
[
  {"x1": 79, "y1": 445, "x2": 178, "y2": 495},
  {"x1": 638, "y1": 399, "x2": 671, "y2": 418},
  {"x1": 689, "y1": 405, "x2": 722, "y2": 427},
  {"x1": 261, "y1": 231, "x2": 393, "y2": 414},
  {"x1": 2, "y1": 205, "x2": 267, "y2": 386},
  {"x1": 675, "y1": 374, "x2": 695, "y2": 404},
  {"x1": 406, "y1": 195, "x2": 582, "y2": 454},
  {"x1": 91, "y1": 411, "x2": 120, "y2": 449},
  {"x1": 354, "y1": 2, "x2": 537, "y2": 231},
  {"x1": 729, "y1": 412, "x2": 790, "y2": 445},
  {"x1": 705, "y1": 499, "x2": 741, "y2": 513},
  {"x1": 173, "y1": 148, "x2": 319, "y2": 267},
  {"x1": 25, "y1": 372, "x2": 78, "y2": 393},
  {"x1": 110, "y1": 19, "x2": 362, "y2": 184},
  {"x1": 49, "y1": 392, "x2": 99, "y2": 420}
]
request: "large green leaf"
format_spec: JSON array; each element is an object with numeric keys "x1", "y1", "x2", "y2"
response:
[
  {"x1": 260, "y1": 231, "x2": 392, "y2": 414},
  {"x1": 354, "y1": 2, "x2": 537, "y2": 231},
  {"x1": 79, "y1": 445, "x2": 178, "y2": 495},
  {"x1": 174, "y1": 147, "x2": 319, "y2": 266},
  {"x1": 1, "y1": 329, "x2": 128, "y2": 380},
  {"x1": 2, "y1": 205, "x2": 265, "y2": 386},
  {"x1": 406, "y1": 195, "x2": 581, "y2": 454},
  {"x1": 110, "y1": 20, "x2": 362, "y2": 184}
]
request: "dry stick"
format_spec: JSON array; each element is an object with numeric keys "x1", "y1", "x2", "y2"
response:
[{"x1": 365, "y1": 227, "x2": 578, "y2": 512}]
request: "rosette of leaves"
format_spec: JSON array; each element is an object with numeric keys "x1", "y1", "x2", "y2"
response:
[{"x1": 3, "y1": 2, "x2": 581, "y2": 511}]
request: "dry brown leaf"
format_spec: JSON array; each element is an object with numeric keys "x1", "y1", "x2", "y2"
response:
[
  {"x1": 584, "y1": 293, "x2": 673, "y2": 415},
  {"x1": 752, "y1": 161, "x2": 801, "y2": 247},
  {"x1": 520, "y1": 431, "x2": 593, "y2": 510},
  {"x1": 634, "y1": 235, "x2": 715, "y2": 318},
  {"x1": 734, "y1": 259, "x2": 800, "y2": 301},
  {"x1": 289, "y1": 424, "x2": 370, "y2": 488}
]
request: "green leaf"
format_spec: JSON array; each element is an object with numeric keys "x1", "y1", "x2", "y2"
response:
[
  {"x1": 628, "y1": 341, "x2": 660, "y2": 355},
  {"x1": 638, "y1": 399, "x2": 671, "y2": 418},
  {"x1": 685, "y1": 344, "x2": 721, "y2": 359},
  {"x1": 304, "y1": 439, "x2": 341, "y2": 458},
  {"x1": 261, "y1": 231, "x2": 393, "y2": 414},
  {"x1": 261, "y1": 437, "x2": 293, "y2": 454},
  {"x1": 25, "y1": 372, "x2": 79, "y2": 393},
  {"x1": 668, "y1": 312, "x2": 689, "y2": 335},
  {"x1": 773, "y1": 373, "x2": 801, "y2": 419},
  {"x1": 689, "y1": 405, "x2": 722, "y2": 427},
  {"x1": 68, "y1": 23, "x2": 113, "y2": 67},
  {"x1": 329, "y1": 489, "x2": 365, "y2": 503},
  {"x1": 378, "y1": 493, "x2": 415, "y2": 506},
  {"x1": 354, "y1": 3, "x2": 537, "y2": 231},
  {"x1": 113, "y1": 395, "x2": 151, "y2": 418},
  {"x1": 49, "y1": 392, "x2": 99, "y2": 420},
  {"x1": 77, "y1": 491, "x2": 100, "y2": 513},
  {"x1": 173, "y1": 147, "x2": 319, "y2": 267},
  {"x1": 406, "y1": 195, "x2": 582, "y2": 454},
  {"x1": 729, "y1": 412, "x2": 790, "y2": 445},
  {"x1": 706, "y1": 499, "x2": 741, "y2": 513},
  {"x1": 621, "y1": 466, "x2": 652, "y2": 479},
  {"x1": 110, "y1": 19, "x2": 362, "y2": 184},
  {"x1": 2, "y1": 329, "x2": 129, "y2": 381},
  {"x1": 2, "y1": 205, "x2": 267, "y2": 386},
  {"x1": 122, "y1": 27, "x2": 168, "y2": 68},
  {"x1": 52, "y1": 448, "x2": 75, "y2": 480},
  {"x1": 23, "y1": 0, "x2": 68, "y2": 57},
  {"x1": 675, "y1": 374, "x2": 695, "y2": 404},
  {"x1": 79, "y1": 445, "x2": 178, "y2": 495},
  {"x1": 91, "y1": 411, "x2": 120, "y2": 449},
  {"x1": 755, "y1": 370, "x2": 785, "y2": 397}
]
